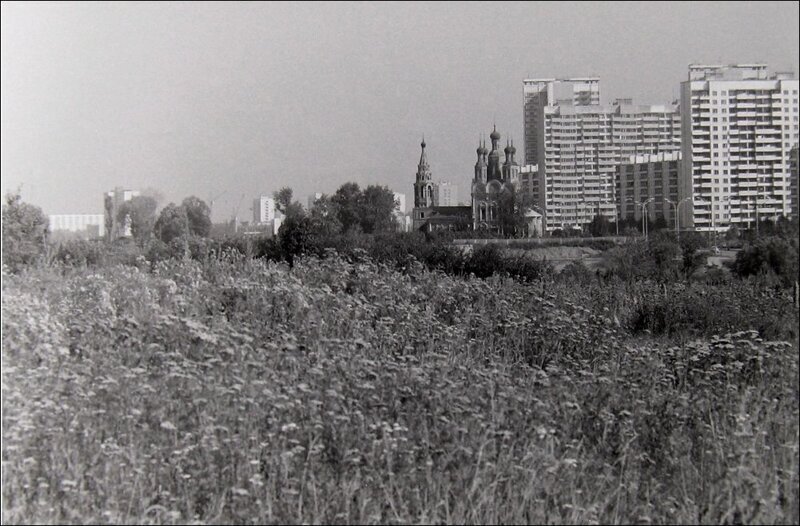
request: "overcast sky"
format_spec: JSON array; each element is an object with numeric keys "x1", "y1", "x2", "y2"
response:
[{"x1": 2, "y1": 1, "x2": 799, "y2": 220}]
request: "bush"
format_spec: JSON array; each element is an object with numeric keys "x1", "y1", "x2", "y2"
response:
[
  {"x1": 54, "y1": 240, "x2": 106, "y2": 267},
  {"x1": 732, "y1": 236, "x2": 800, "y2": 288},
  {"x1": 2, "y1": 193, "x2": 49, "y2": 272}
]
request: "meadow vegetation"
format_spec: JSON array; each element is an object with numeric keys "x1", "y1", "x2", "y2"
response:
[{"x1": 2, "y1": 195, "x2": 799, "y2": 524}]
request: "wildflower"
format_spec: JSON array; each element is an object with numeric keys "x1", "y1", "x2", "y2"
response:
[{"x1": 160, "y1": 421, "x2": 177, "y2": 431}]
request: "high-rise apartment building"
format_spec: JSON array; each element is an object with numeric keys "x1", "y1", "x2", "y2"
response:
[
  {"x1": 523, "y1": 77, "x2": 681, "y2": 231},
  {"x1": 679, "y1": 64, "x2": 799, "y2": 232},
  {"x1": 518, "y1": 164, "x2": 539, "y2": 199},
  {"x1": 791, "y1": 145, "x2": 799, "y2": 219},
  {"x1": 523, "y1": 78, "x2": 601, "y2": 166},
  {"x1": 617, "y1": 152, "x2": 681, "y2": 225},
  {"x1": 252, "y1": 196, "x2": 277, "y2": 224}
]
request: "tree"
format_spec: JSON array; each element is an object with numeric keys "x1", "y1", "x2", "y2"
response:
[
  {"x1": 2, "y1": 192, "x2": 49, "y2": 272},
  {"x1": 680, "y1": 231, "x2": 707, "y2": 276},
  {"x1": 154, "y1": 203, "x2": 189, "y2": 244},
  {"x1": 273, "y1": 187, "x2": 305, "y2": 221},
  {"x1": 117, "y1": 195, "x2": 158, "y2": 244},
  {"x1": 497, "y1": 191, "x2": 535, "y2": 238},
  {"x1": 308, "y1": 194, "x2": 342, "y2": 237},
  {"x1": 332, "y1": 182, "x2": 363, "y2": 233},
  {"x1": 732, "y1": 236, "x2": 799, "y2": 288},
  {"x1": 587, "y1": 213, "x2": 612, "y2": 237},
  {"x1": 359, "y1": 185, "x2": 397, "y2": 234},
  {"x1": 181, "y1": 196, "x2": 212, "y2": 237},
  {"x1": 278, "y1": 214, "x2": 313, "y2": 268},
  {"x1": 647, "y1": 231, "x2": 681, "y2": 280},
  {"x1": 273, "y1": 187, "x2": 294, "y2": 215}
]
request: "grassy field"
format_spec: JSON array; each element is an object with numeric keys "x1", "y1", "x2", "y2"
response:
[{"x1": 2, "y1": 252, "x2": 799, "y2": 524}]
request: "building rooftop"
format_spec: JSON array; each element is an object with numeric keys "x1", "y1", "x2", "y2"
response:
[{"x1": 523, "y1": 77, "x2": 600, "y2": 83}]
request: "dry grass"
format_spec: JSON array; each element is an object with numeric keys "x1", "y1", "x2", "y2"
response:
[{"x1": 2, "y1": 252, "x2": 798, "y2": 524}]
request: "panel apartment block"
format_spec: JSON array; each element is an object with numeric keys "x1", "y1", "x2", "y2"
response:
[
  {"x1": 617, "y1": 152, "x2": 681, "y2": 226},
  {"x1": 680, "y1": 64, "x2": 799, "y2": 232},
  {"x1": 524, "y1": 81, "x2": 680, "y2": 232},
  {"x1": 523, "y1": 78, "x2": 600, "y2": 166}
]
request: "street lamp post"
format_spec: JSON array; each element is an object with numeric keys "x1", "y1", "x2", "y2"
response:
[{"x1": 641, "y1": 198, "x2": 655, "y2": 240}]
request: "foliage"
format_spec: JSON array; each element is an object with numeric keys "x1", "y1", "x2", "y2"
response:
[
  {"x1": 307, "y1": 194, "x2": 343, "y2": 237},
  {"x1": 278, "y1": 215, "x2": 314, "y2": 268},
  {"x1": 117, "y1": 195, "x2": 158, "y2": 244},
  {"x1": 329, "y1": 183, "x2": 396, "y2": 234},
  {"x1": 154, "y1": 203, "x2": 190, "y2": 245},
  {"x1": 496, "y1": 190, "x2": 525, "y2": 237},
  {"x1": 54, "y1": 239, "x2": 106, "y2": 267},
  {"x1": 679, "y1": 231, "x2": 708, "y2": 275},
  {"x1": 732, "y1": 236, "x2": 800, "y2": 288},
  {"x1": 272, "y1": 187, "x2": 305, "y2": 221},
  {"x1": 1, "y1": 192, "x2": 49, "y2": 272},
  {"x1": 587, "y1": 213, "x2": 612, "y2": 237},
  {"x1": 2, "y1": 252, "x2": 798, "y2": 524},
  {"x1": 331, "y1": 182, "x2": 362, "y2": 233},
  {"x1": 181, "y1": 196, "x2": 212, "y2": 238},
  {"x1": 273, "y1": 187, "x2": 294, "y2": 214},
  {"x1": 359, "y1": 185, "x2": 397, "y2": 234}
]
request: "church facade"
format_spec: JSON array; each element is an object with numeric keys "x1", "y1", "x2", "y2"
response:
[
  {"x1": 411, "y1": 127, "x2": 523, "y2": 234},
  {"x1": 471, "y1": 126, "x2": 520, "y2": 231},
  {"x1": 412, "y1": 138, "x2": 471, "y2": 232}
]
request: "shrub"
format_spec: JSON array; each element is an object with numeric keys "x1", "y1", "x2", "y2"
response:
[
  {"x1": 2, "y1": 193, "x2": 49, "y2": 272},
  {"x1": 54, "y1": 240, "x2": 106, "y2": 267},
  {"x1": 732, "y1": 236, "x2": 799, "y2": 288}
]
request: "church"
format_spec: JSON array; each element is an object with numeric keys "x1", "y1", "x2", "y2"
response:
[
  {"x1": 471, "y1": 125, "x2": 520, "y2": 231},
  {"x1": 411, "y1": 137, "x2": 471, "y2": 232},
  {"x1": 411, "y1": 126, "x2": 522, "y2": 234}
]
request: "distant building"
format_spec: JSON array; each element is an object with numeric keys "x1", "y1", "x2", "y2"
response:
[
  {"x1": 523, "y1": 77, "x2": 601, "y2": 166},
  {"x1": 523, "y1": 75, "x2": 680, "y2": 231},
  {"x1": 791, "y1": 145, "x2": 799, "y2": 219},
  {"x1": 523, "y1": 208, "x2": 544, "y2": 238},
  {"x1": 49, "y1": 214, "x2": 105, "y2": 239},
  {"x1": 471, "y1": 126, "x2": 519, "y2": 232},
  {"x1": 617, "y1": 152, "x2": 681, "y2": 225},
  {"x1": 104, "y1": 188, "x2": 140, "y2": 239},
  {"x1": 412, "y1": 139, "x2": 472, "y2": 231},
  {"x1": 393, "y1": 192, "x2": 406, "y2": 214},
  {"x1": 680, "y1": 64, "x2": 799, "y2": 232},
  {"x1": 434, "y1": 182, "x2": 459, "y2": 207},
  {"x1": 252, "y1": 196, "x2": 277, "y2": 224},
  {"x1": 518, "y1": 164, "x2": 539, "y2": 199}
]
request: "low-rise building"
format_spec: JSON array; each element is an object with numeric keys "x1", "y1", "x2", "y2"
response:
[{"x1": 49, "y1": 214, "x2": 105, "y2": 239}]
